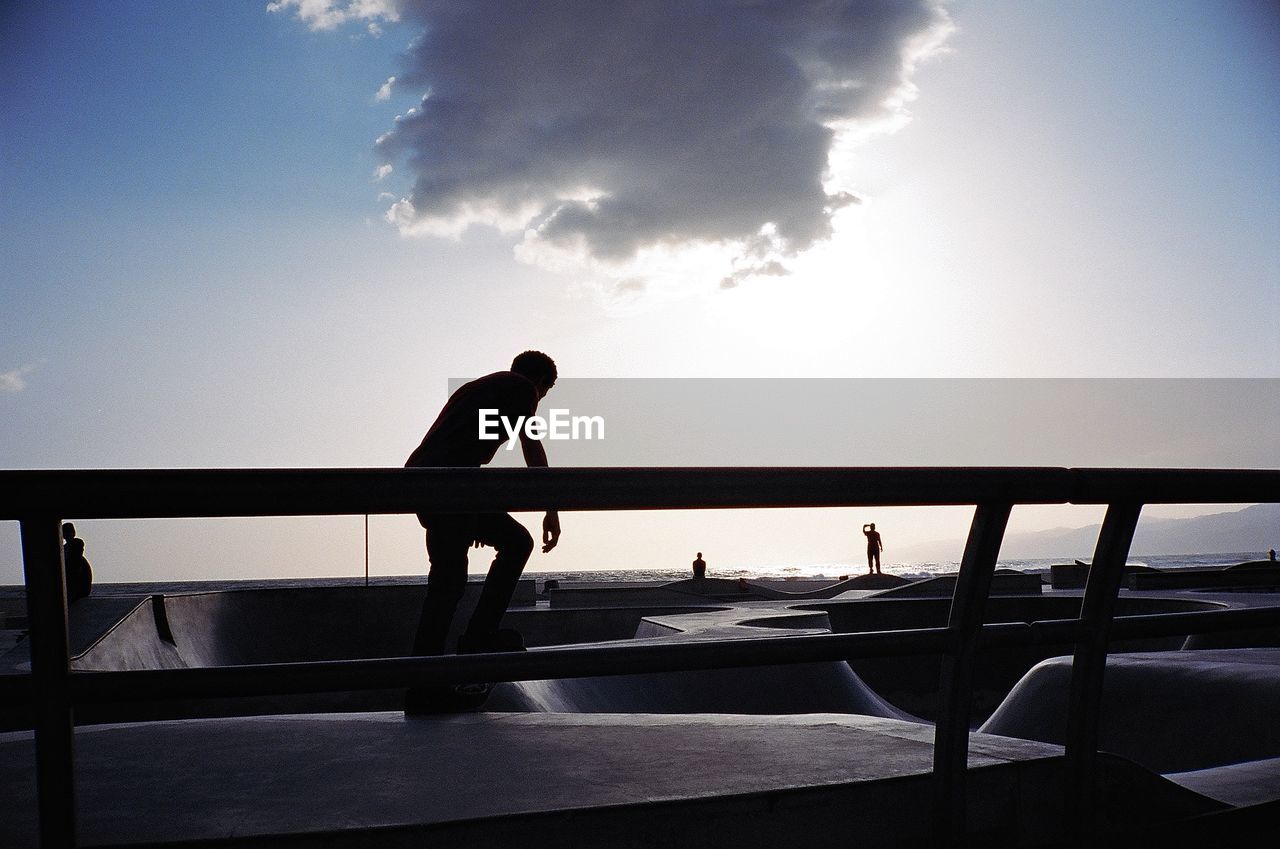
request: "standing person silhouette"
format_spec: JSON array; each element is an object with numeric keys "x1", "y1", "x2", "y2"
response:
[
  {"x1": 692, "y1": 552, "x2": 706, "y2": 579},
  {"x1": 405, "y1": 351, "x2": 561, "y2": 713},
  {"x1": 862, "y1": 523, "x2": 883, "y2": 575}
]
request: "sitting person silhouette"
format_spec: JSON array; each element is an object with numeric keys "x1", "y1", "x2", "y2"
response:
[
  {"x1": 862, "y1": 522, "x2": 883, "y2": 575},
  {"x1": 61, "y1": 522, "x2": 93, "y2": 603},
  {"x1": 404, "y1": 351, "x2": 561, "y2": 713},
  {"x1": 692, "y1": 552, "x2": 706, "y2": 579}
]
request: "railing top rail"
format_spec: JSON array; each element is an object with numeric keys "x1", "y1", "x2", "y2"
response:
[
  {"x1": 1, "y1": 466, "x2": 1275, "y2": 519},
  {"x1": 1070, "y1": 467, "x2": 1279, "y2": 504}
]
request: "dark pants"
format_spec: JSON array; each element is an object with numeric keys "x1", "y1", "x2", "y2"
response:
[{"x1": 412, "y1": 512, "x2": 534, "y2": 656}]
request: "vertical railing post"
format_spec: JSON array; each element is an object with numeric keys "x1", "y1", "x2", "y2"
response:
[
  {"x1": 931, "y1": 502, "x2": 1012, "y2": 846},
  {"x1": 1063, "y1": 502, "x2": 1142, "y2": 842},
  {"x1": 20, "y1": 515, "x2": 78, "y2": 849}
]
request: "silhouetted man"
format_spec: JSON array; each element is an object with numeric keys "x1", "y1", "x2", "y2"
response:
[
  {"x1": 61, "y1": 522, "x2": 93, "y2": 603},
  {"x1": 692, "y1": 552, "x2": 706, "y2": 579},
  {"x1": 405, "y1": 351, "x2": 560, "y2": 711},
  {"x1": 863, "y1": 523, "x2": 883, "y2": 575}
]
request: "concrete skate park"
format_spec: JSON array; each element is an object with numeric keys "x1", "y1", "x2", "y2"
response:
[
  {"x1": 3, "y1": 465, "x2": 1280, "y2": 847},
  {"x1": 6, "y1": 568, "x2": 1280, "y2": 848}
]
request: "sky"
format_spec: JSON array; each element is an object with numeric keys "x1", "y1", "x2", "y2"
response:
[{"x1": 1, "y1": 1, "x2": 1277, "y2": 584}]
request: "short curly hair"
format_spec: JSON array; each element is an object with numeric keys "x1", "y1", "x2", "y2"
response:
[{"x1": 511, "y1": 350, "x2": 557, "y2": 385}]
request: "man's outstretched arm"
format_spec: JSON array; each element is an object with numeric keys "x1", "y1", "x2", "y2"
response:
[{"x1": 521, "y1": 433, "x2": 561, "y2": 552}]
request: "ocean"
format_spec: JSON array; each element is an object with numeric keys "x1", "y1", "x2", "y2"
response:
[{"x1": 6, "y1": 551, "x2": 1266, "y2": 598}]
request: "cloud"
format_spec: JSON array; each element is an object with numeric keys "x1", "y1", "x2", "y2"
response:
[
  {"x1": 267, "y1": 0, "x2": 399, "y2": 32},
  {"x1": 0, "y1": 361, "x2": 43, "y2": 393},
  {"x1": 297, "y1": 1, "x2": 952, "y2": 289},
  {"x1": 373, "y1": 163, "x2": 393, "y2": 180},
  {"x1": 375, "y1": 75, "x2": 396, "y2": 101}
]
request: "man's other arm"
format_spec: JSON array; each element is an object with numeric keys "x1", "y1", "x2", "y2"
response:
[{"x1": 521, "y1": 432, "x2": 561, "y2": 552}]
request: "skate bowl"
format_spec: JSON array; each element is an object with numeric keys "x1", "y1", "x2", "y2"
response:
[
  {"x1": 36, "y1": 585, "x2": 914, "y2": 723},
  {"x1": 802, "y1": 593, "x2": 1221, "y2": 720}
]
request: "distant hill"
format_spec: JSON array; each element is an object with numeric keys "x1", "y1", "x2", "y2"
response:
[{"x1": 900, "y1": 503, "x2": 1280, "y2": 561}]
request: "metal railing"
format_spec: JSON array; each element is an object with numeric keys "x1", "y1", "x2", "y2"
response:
[{"x1": 3, "y1": 466, "x2": 1278, "y2": 848}]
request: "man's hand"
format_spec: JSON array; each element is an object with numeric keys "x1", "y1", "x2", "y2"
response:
[{"x1": 542, "y1": 510, "x2": 560, "y2": 553}]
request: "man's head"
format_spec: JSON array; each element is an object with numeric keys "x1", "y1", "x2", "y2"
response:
[
  {"x1": 869, "y1": 523, "x2": 876, "y2": 530},
  {"x1": 512, "y1": 350, "x2": 557, "y2": 398}
]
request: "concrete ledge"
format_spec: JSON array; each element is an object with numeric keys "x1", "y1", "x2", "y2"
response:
[
  {"x1": 547, "y1": 575, "x2": 910, "y2": 608},
  {"x1": 1130, "y1": 569, "x2": 1280, "y2": 591},
  {"x1": 1050, "y1": 562, "x2": 1156, "y2": 590},
  {"x1": 0, "y1": 712, "x2": 1219, "y2": 848},
  {"x1": 870, "y1": 571, "x2": 1043, "y2": 598}
]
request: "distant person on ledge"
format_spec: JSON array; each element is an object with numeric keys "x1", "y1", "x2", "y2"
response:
[
  {"x1": 863, "y1": 523, "x2": 883, "y2": 575},
  {"x1": 692, "y1": 552, "x2": 706, "y2": 579},
  {"x1": 1271, "y1": 549, "x2": 1277, "y2": 562},
  {"x1": 61, "y1": 522, "x2": 93, "y2": 603},
  {"x1": 404, "y1": 351, "x2": 560, "y2": 713}
]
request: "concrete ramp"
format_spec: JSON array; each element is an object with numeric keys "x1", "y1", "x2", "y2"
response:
[
  {"x1": 487, "y1": 661, "x2": 917, "y2": 719},
  {"x1": 981, "y1": 649, "x2": 1280, "y2": 774},
  {"x1": 156, "y1": 587, "x2": 426, "y2": 667},
  {"x1": 71, "y1": 586, "x2": 714, "y2": 671}
]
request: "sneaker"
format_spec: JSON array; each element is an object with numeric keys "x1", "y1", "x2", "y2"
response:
[
  {"x1": 404, "y1": 629, "x2": 526, "y2": 715},
  {"x1": 408, "y1": 628, "x2": 525, "y2": 715}
]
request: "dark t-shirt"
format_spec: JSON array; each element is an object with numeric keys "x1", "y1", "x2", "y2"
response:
[{"x1": 406, "y1": 371, "x2": 540, "y2": 468}]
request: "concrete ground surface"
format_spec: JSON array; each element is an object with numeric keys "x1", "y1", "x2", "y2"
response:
[{"x1": 0, "y1": 711, "x2": 1222, "y2": 849}]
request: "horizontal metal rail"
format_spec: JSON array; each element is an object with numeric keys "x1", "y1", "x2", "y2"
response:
[
  {"x1": 1, "y1": 466, "x2": 1075, "y2": 517},
  {"x1": 73, "y1": 628, "x2": 954, "y2": 703},
  {"x1": 988, "y1": 605, "x2": 1280, "y2": 645},
  {"x1": 3, "y1": 466, "x2": 1277, "y2": 520},
  {"x1": 4, "y1": 605, "x2": 1277, "y2": 707}
]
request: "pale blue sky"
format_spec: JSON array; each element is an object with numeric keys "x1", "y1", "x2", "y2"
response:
[{"x1": 2, "y1": 2, "x2": 1276, "y2": 583}]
